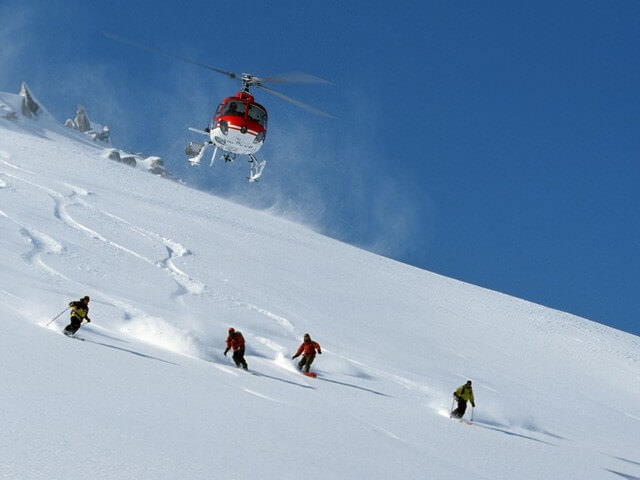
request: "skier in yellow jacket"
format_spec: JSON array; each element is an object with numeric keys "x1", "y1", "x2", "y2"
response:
[
  {"x1": 63, "y1": 296, "x2": 91, "y2": 336},
  {"x1": 451, "y1": 380, "x2": 475, "y2": 419}
]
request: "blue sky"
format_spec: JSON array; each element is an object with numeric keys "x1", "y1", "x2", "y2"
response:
[{"x1": 1, "y1": 0, "x2": 638, "y2": 335}]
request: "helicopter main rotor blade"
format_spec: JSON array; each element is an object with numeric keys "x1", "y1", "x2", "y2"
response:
[
  {"x1": 256, "y1": 72, "x2": 332, "y2": 85},
  {"x1": 257, "y1": 85, "x2": 335, "y2": 118},
  {"x1": 104, "y1": 32, "x2": 238, "y2": 79}
]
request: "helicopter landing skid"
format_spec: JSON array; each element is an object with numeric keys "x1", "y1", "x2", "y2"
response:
[
  {"x1": 248, "y1": 154, "x2": 267, "y2": 182},
  {"x1": 186, "y1": 141, "x2": 212, "y2": 166},
  {"x1": 185, "y1": 139, "x2": 265, "y2": 182}
]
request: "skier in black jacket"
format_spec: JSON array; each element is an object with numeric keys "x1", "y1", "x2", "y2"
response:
[{"x1": 63, "y1": 296, "x2": 91, "y2": 336}]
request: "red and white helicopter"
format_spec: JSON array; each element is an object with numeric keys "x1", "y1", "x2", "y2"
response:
[{"x1": 105, "y1": 33, "x2": 332, "y2": 182}]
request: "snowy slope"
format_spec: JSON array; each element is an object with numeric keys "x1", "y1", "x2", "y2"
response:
[{"x1": 1, "y1": 92, "x2": 639, "y2": 480}]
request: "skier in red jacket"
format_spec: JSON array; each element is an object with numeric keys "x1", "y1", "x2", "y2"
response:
[
  {"x1": 224, "y1": 327, "x2": 248, "y2": 370},
  {"x1": 292, "y1": 333, "x2": 321, "y2": 373}
]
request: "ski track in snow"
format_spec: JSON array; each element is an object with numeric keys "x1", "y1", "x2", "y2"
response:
[
  {"x1": 19, "y1": 228, "x2": 69, "y2": 280},
  {"x1": 369, "y1": 424, "x2": 405, "y2": 443},
  {"x1": 243, "y1": 388, "x2": 281, "y2": 403},
  {"x1": 212, "y1": 363, "x2": 241, "y2": 377},
  {"x1": 62, "y1": 182, "x2": 90, "y2": 197},
  {"x1": 2, "y1": 171, "x2": 205, "y2": 299},
  {"x1": 216, "y1": 293, "x2": 298, "y2": 340},
  {"x1": 245, "y1": 304, "x2": 295, "y2": 333},
  {"x1": 88, "y1": 208, "x2": 205, "y2": 298},
  {"x1": 0, "y1": 155, "x2": 35, "y2": 175},
  {"x1": 254, "y1": 335, "x2": 288, "y2": 354},
  {"x1": 203, "y1": 288, "x2": 298, "y2": 345},
  {"x1": 51, "y1": 190, "x2": 154, "y2": 265},
  {"x1": 0, "y1": 206, "x2": 68, "y2": 279}
]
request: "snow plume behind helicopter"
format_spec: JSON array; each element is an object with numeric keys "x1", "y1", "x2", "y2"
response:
[{"x1": 203, "y1": 92, "x2": 433, "y2": 263}]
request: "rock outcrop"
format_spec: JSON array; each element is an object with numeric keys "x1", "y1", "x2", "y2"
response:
[
  {"x1": 65, "y1": 104, "x2": 111, "y2": 144},
  {"x1": 20, "y1": 82, "x2": 40, "y2": 118}
]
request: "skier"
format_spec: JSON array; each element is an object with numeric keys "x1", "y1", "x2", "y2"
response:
[
  {"x1": 224, "y1": 327, "x2": 248, "y2": 370},
  {"x1": 292, "y1": 333, "x2": 322, "y2": 373},
  {"x1": 451, "y1": 380, "x2": 476, "y2": 419},
  {"x1": 63, "y1": 295, "x2": 91, "y2": 336}
]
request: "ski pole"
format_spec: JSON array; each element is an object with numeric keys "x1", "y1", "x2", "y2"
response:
[
  {"x1": 470, "y1": 406, "x2": 474, "y2": 423},
  {"x1": 46, "y1": 306, "x2": 70, "y2": 326},
  {"x1": 450, "y1": 397, "x2": 455, "y2": 417}
]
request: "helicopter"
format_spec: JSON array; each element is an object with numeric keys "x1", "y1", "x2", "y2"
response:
[{"x1": 105, "y1": 33, "x2": 332, "y2": 182}]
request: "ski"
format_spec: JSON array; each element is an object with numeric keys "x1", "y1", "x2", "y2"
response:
[
  {"x1": 449, "y1": 415, "x2": 472, "y2": 425},
  {"x1": 63, "y1": 329, "x2": 85, "y2": 341},
  {"x1": 65, "y1": 334, "x2": 85, "y2": 341},
  {"x1": 302, "y1": 371, "x2": 317, "y2": 378}
]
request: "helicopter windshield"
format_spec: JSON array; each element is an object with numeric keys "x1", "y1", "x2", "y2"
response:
[
  {"x1": 248, "y1": 104, "x2": 267, "y2": 127},
  {"x1": 224, "y1": 101, "x2": 246, "y2": 117}
]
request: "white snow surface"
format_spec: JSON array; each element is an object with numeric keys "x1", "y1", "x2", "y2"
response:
[{"x1": 1, "y1": 95, "x2": 639, "y2": 480}]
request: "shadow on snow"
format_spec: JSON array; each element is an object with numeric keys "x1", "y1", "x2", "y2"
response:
[
  {"x1": 316, "y1": 377, "x2": 391, "y2": 397},
  {"x1": 604, "y1": 469, "x2": 640, "y2": 480},
  {"x1": 252, "y1": 371, "x2": 315, "y2": 390},
  {"x1": 82, "y1": 338, "x2": 179, "y2": 365},
  {"x1": 613, "y1": 457, "x2": 640, "y2": 468},
  {"x1": 472, "y1": 420, "x2": 556, "y2": 446}
]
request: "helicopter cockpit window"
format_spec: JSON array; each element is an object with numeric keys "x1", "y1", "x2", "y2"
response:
[
  {"x1": 225, "y1": 101, "x2": 246, "y2": 117},
  {"x1": 248, "y1": 104, "x2": 267, "y2": 127},
  {"x1": 215, "y1": 103, "x2": 224, "y2": 115}
]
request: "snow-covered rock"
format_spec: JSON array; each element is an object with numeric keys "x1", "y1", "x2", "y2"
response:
[
  {"x1": 65, "y1": 104, "x2": 111, "y2": 144},
  {"x1": 101, "y1": 148, "x2": 174, "y2": 177},
  {"x1": 19, "y1": 81, "x2": 40, "y2": 117},
  {"x1": 0, "y1": 83, "x2": 57, "y2": 125}
]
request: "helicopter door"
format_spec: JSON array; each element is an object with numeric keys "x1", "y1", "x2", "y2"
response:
[{"x1": 248, "y1": 104, "x2": 267, "y2": 128}]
